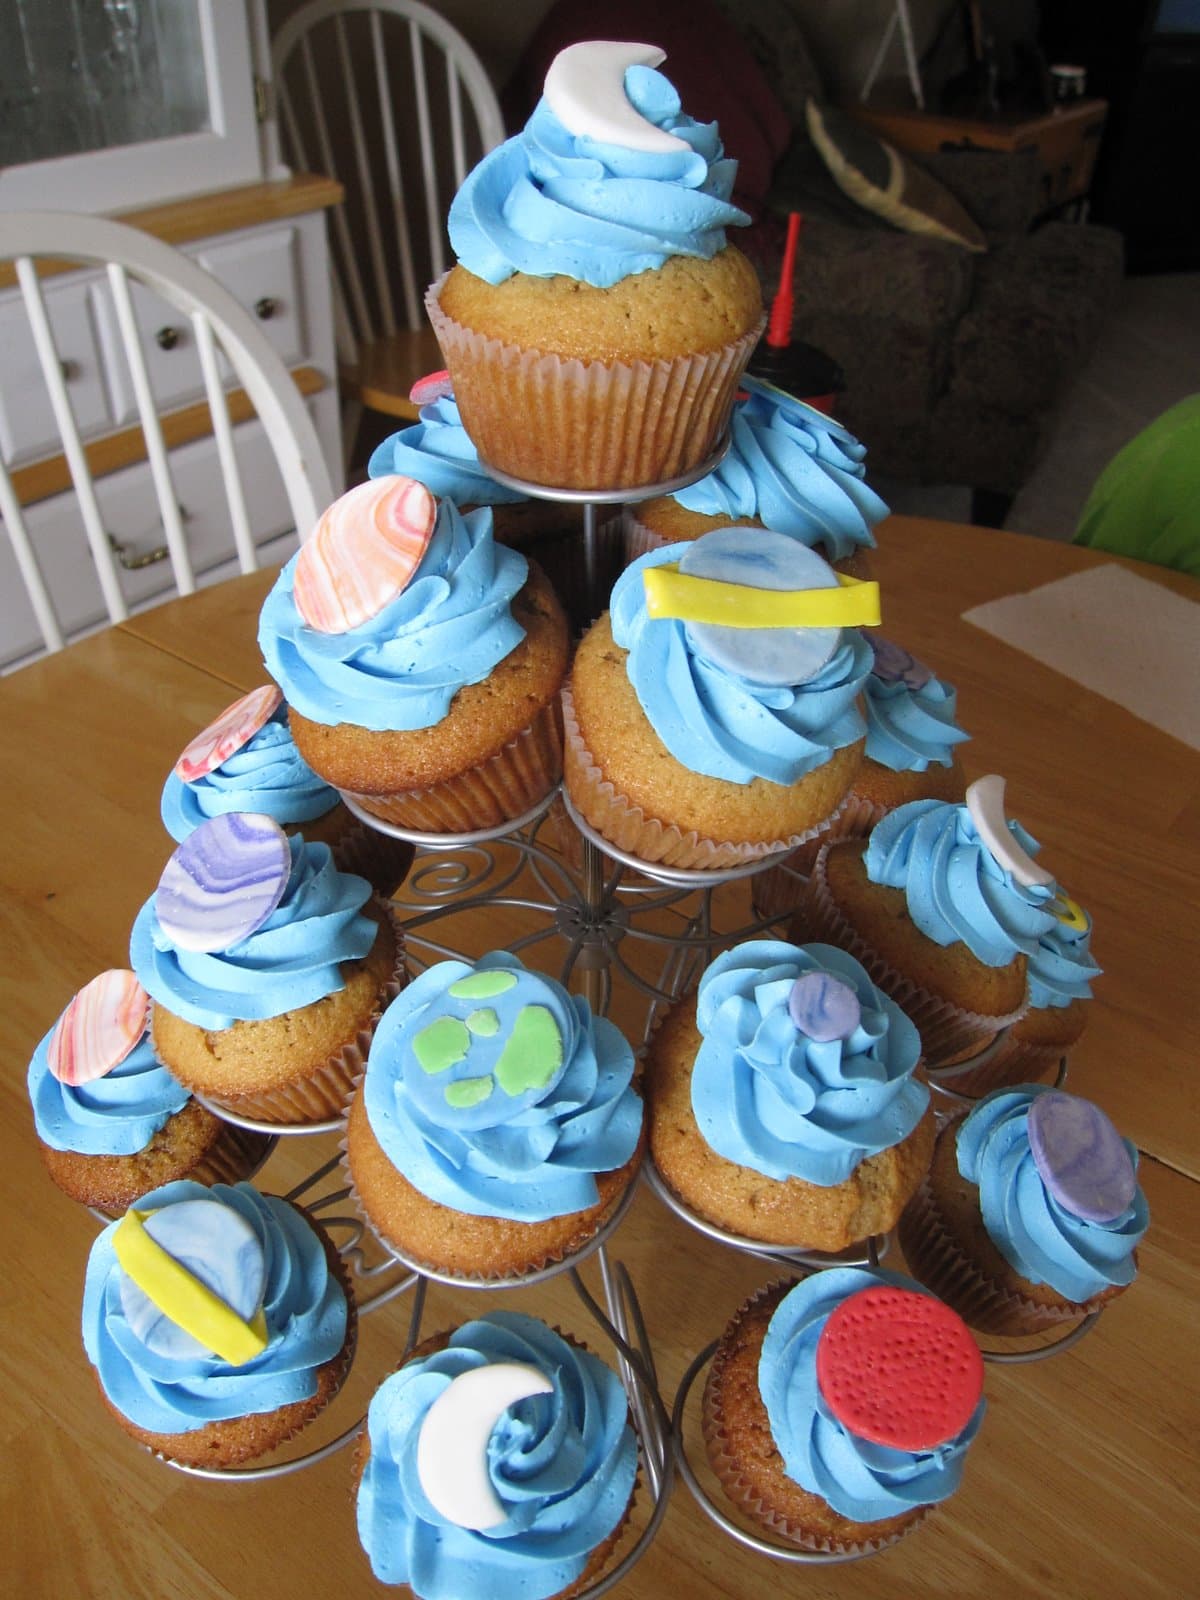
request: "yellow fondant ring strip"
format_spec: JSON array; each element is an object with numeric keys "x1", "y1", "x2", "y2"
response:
[
  {"x1": 642, "y1": 565, "x2": 881, "y2": 629},
  {"x1": 113, "y1": 1210, "x2": 269, "y2": 1367},
  {"x1": 1053, "y1": 891, "x2": 1088, "y2": 932}
]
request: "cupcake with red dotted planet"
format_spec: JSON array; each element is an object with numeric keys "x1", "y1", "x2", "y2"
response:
[
  {"x1": 703, "y1": 1267, "x2": 985, "y2": 1553},
  {"x1": 27, "y1": 969, "x2": 271, "y2": 1213},
  {"x1": 899, "y1": 1085, "x2": 1148, "y2": 1336},
  {"x1": 259, "y1": 475, "x2": 568, "y2": 833},
  {"x1": 161, "y1": 684, "x2": 412, "y2": 897}
]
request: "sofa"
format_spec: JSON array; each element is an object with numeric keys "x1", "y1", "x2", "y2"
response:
[{"x1": 504, "y1": 0, "x2": 1125, "y2": 522}]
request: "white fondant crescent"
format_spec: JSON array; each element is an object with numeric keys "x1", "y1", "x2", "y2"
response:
[
  {"x1": 416, "y1": 1361, "x2": 554, "y2": 1531},
  {"x1": 966, "y1": 775, "x2": 1054, "y2": 887},
  {"x1": 543, "y1": 41, "x2": 689, "y2": 154}
]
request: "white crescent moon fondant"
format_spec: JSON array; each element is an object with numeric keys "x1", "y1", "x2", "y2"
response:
[
  {"x1": 416, "y1": 1361, "x2": 554, "y2": 1531},
  {"x1": 965, "y1": 775, "x2": 1054, "y2": 887},
  {"x1": 543, "y1": 41, "x2": 689, "y2": 154}
]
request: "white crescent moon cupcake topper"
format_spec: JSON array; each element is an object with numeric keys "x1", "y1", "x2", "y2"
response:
[
  {"x1": 417, "y1": 1361, "x2": 554, "y2": 1530},
  {"x1": 543, "y1": 41, "x2": 690, "y2": 154},
  {"x1": 174, "y1": 684, "x2": 283, "y2": 782},
  {"x1": 48, "y1": 969, "x2": 149, "y2": 1086},
  {"x1": 965, "y1": 775, "x2": 1054, "y2": 887},
  {"x1": 294, "y1": 475, "x2": 437, "y2": 635}
]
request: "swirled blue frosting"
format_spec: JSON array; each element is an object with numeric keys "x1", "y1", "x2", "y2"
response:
[
  {"x1": 258, "y1": 499, "x2": 527, "y2": 732},
  {"x1": 160, "y1": 709, "x2": 340, "y2": 841},
  {"x1": 671, "y1": 381, "x2": 888, "y2": 560},
  {"x1": 862, "y1": 671, "x2": 970, "y2": 773},
  {"x1": 865, "y1": 799, "x2": 1060, "y2": 967},
  {"x1": 956, "y1": 1086, "x2": 1148, "y2": 1301},
  {"x1": 610, "y1": 543, "x2": 871, "y2": 784},
  {"x1": 1026, "y1": 911, "x2": 1101, "y2": 1010},
  {"x1": 448, "y1": 64, "x2": 748, "y2": 287},
  {"x1": 367, "y1": 395, "x2": 526, "y2": 507},
  {"x1": 129, "y1": 835, "x2": 377, "y2": 1029},
  {"x1": 81, "y1": 1181, "x2": 348, "y2": 1433},
  {"x1": 28, "y1": 1019, "x2": 188, "y2": 1157},
  {"x1": 692, "y1": 941, "x2": 926, "y2": 1185},
  {"x1": 357, "y1": 1311, "x2": 636, "y2": 1599},
  {"x1": 362, "y1": 953, "x2": 641, "y2": 1221},
  {"x1": 758, "y1": 1266, "x2": 984, "y2": 1522}
]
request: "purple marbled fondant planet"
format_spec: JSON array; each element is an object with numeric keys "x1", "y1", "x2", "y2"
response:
[
  {"x1": 788, "y1": 970, "x2": 862, "y2": 1042},
  {"x1": 155, "y1": 812, "x2": 291, "y2": 954},
  {"x1": 1028, "y1": 1090, "x2": 1137, "y2": 1223},
  {"x1": 868, "y1": 634, "x2": 933, "y2": 691}
]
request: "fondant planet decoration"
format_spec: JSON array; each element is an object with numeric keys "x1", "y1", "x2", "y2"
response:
[
  {"x1": 788, "y1": 971, "x2": 862, "y2": 1042},
  {"x1": 155, "y1": 813, "x2": 291, "y2": 953},
  {"x1": 1027, "y1": 1091, "x2": 1137, "y2": 1223},
  {"x1": 965, "y1": 775, "x2": 1054, "y2": 888},
  {"x1": 868, "y1": 634, "x2": 934, "y2": 691},
  {"x1": 293, "y1": 475, "x2": 437, "y2": 634},
  {"x1": 48, "y1": 969, "x2": 148, "y2": 1087},
  {"x1": 816, "y1": 1285, "x2": 983, "y2": 1451},
  {"x1": 1052, "y1": 891, "x2": 1089, "y2": 932},
  {"x1": 173, "y1": 684, "x2": 283, "y2": 782},
  {"x1": 408, "y1": 369, "x2": 453, "y2": 407},
  {"x1": 413, "y1": 1001, "x2": 564, "y2": 1111},
  {"x1": 543, "y1": 41, "x2": 689, "y2": 154},
  {"x1": 416, "y1": 1361, "x2": 554, "y2": 1530},
  {"x1": 643, "y1": 528, "x2": 880, "y2": 687},
  {"x1": 115, "y1": 1200, "x2": 268, "y2": 1366}
]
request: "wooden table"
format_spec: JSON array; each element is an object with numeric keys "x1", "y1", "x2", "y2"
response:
[{"x1": 2, "y1": 517, "x2": 1197, "y2": 1598}]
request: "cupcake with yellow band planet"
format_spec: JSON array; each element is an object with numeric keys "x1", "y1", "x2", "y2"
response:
[
  {"x1": 28, "y1": 969, "x2": 272, "y2": 1213},
  {"x1": 624, "y1": 375, "x2": 888, "y2": 575},
  {"x1": 564, "y1": 528, "x2": 877, "y2": 869},
  {"x1": 130, "y1": 812, "x2": 402, "y2": 1125},
  {"x1": 259, "y1": 475, "x2": 568, "y2": 833},
  {"x1": 81, "y1": 1179, "x2": 354, "y2": 1467},
  {"x1": 427, "y1": 41, "x2": 763, "y2": 490},
  {"x1": 346, "y1": 952, "x2": 643, "y2": 1279},
  {"x1": 355, "y1": 1311, "x2": 637, "y2": 1599}
]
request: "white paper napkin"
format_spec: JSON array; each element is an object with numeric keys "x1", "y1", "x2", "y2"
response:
[{"x1": 962, "y1": 563, "x2": 1200, "y2": 750}]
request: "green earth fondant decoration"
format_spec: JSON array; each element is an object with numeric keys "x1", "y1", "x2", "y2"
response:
[
  {"x1": 494, "y1": 1005, "x2": 563, "y2": 1097},
  {"x1": 444, "y1": 1075, "x2": 495, "y2": 1109},
  {"x1": 413, "y1": 1016, "x2": 471, "y2": 1075},
  {"x1": 466, "y1": 1008, "x2": 500, "y2": 1037},
  {"x1": 447, "y1": 970, "x2": 519, "y2": 1001}
]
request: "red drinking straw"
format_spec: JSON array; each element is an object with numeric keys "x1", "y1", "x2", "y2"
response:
[{"x1": 766, "y1": 211, "x2": 803, "y2": 348}]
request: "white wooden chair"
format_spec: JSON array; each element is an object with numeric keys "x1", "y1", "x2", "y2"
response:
[
  {"x1": 0, "y1": 211, "x2": 336, "y2": 665},
  {"x1": 271, "y1": 0, "x2": 505, "y2": 441}
]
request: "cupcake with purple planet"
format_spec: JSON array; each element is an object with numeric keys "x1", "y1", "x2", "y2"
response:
[
  {"x1": 898, "y1": 1084, "x2": 1148, "y2": 1335},
  {"x1": 130, "y1": 812, "x2": 403, "y2": 1125}
]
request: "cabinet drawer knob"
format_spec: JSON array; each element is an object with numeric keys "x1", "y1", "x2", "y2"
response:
[
  {"x1": 59, "y1": 359, "x2": 80, "y2": 381},
  {"x1": 155, "y1": 325, "x2": 181, "y2": 351},
  {"x1": 255, "y1": 296, "x2": 280, "y2": 321}
]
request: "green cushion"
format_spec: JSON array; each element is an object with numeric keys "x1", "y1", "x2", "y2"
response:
[
  {"x1": 1074, "y1": 395, "x2": 1200, "y2": 578},
  {"x1": 805, "y1": 100, "x2": 988, "y2": 253}
]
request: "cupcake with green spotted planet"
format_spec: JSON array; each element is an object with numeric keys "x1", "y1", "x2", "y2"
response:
[{"x1": 346, "y1": 952, "x2": 643, "y2": 1278}]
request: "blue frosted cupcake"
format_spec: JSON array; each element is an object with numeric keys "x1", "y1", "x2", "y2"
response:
[
  {"x1": 356, "y1": 1311, "x2": 636, "y2": 1598},
  {"x1": 346, "y1": 951, "x2": 643, "y2": 1277},
  {"x1": 82, "y1": 1180, "x2": 354, "y2": 1466}
]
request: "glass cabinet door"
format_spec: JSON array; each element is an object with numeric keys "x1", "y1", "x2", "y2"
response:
[{"x1": 0, "y1": 0, "x2": 266, "y2": 213}]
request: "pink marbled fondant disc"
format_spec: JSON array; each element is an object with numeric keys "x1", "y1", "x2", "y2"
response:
[
  {"x1": 1028, "y1": 1090, "x2": 1136, "y2": 1224},
  {"x1": 48, "y1": 969, "x2": 149, "y2": 1086},
  {"x1": 409, "y1": 369, "x2": 453, "y2": 406},
  {"x1": 293, "y1": 475, "x2": 437, "y2": 634},
  {"x1": 155, "y1": 812, "x2": 291, "y2": 954},
  {"x1": 174, "y1": 684, "x2": 283, "y2": 782}
]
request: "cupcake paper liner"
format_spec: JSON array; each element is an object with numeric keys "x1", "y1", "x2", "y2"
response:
[
  {"x1": 330, "y1": 823, "x2": 415, "y2": 900},
  {"x1": 561, "y1": 683, "x2": 836, "y2": 871},
  {"x1": 701, "y1": 1280, "x2": 925, "y2": 1555},
  {"x1": 898, "y1": 1169, "x2": 1096, "y2": 1336},
  {"x1": 749, "y1": 791, "x2": 876, "y2": 921},
  {"x1": 343, "y1": 699, "x2": 563, "y2": 833},
  {"x1": 622, "y1": 513, "x2": 670, "y2": 566},
  {"x1": 800, "y1": 847, "x2": 1028, "y2": 1064},
  {"x1": 927, "y1": 1031, "x2": 1066, "y2": 1100},
  {"x1": 426, "y1": 275, "x2": 764, "y2": 492},
  {"x1": 188, "y1": 1118, "x2": 276, "y2": 1188},
  {"x1": 197, "y1": 900, "x2": 405, "y2": 1126}
]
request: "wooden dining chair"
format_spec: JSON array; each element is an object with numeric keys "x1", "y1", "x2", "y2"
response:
[
  {"x1": 0, "y1": 211, "x2": 337, "y2": 666},
  {"x1": 271, "y1": 0, "x2": 505, "y2": 453}
]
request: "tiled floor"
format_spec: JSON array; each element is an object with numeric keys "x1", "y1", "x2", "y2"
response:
[{"x1": 878, "y1": 271, "x2": 1200, "y2": 542}]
